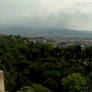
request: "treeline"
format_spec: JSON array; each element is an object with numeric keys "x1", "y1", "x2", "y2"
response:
[{"x1": 0, "y1": 35, "x2": 92, "y2": 92}]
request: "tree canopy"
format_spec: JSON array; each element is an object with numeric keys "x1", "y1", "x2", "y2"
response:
[{"x1": 0, "y1": 35, "x2": 91, "y2": 92}]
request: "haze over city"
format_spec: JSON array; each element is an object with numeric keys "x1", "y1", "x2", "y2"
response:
[{"x1": 0, "y1": 0, "x2": 92, "y2": 30}]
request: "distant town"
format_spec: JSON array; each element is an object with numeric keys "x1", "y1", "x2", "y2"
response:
[{"x1": 28, "y1": 36, "x2": 92, "y2": 48}]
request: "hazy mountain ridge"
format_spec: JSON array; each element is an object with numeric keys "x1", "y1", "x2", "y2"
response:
[{"x1": 0, "y1": 26, "x2": 92, "y2": 38}]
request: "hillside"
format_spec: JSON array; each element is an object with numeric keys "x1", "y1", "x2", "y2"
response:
[{"x1": 0, "y1": 35, "x2": 92, "y2": 92}]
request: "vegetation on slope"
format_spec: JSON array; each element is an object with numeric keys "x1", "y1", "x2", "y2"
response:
[{"x1": 0, "y1": 35, "x2": 92, "y2": 92}]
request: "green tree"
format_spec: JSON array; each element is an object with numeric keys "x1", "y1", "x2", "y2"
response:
[
  {"x1": 61, "y1": 73, "x2": 88, "y2": 92},
  {"x1": 64, "y1": 51, "x2": 72, "y2": 60},
  {"x1": 17, "y1": 86, "x2": 35, "y2": 92},
  {"x1": 44, "y1": 71, "x2": 61, "y2": 79},
  {"x1": 43, "y1": 78, "x2": 59, "y2": 92},
  {"x1": 85, "y1": 47, "x2": 92, "y2": 61},
  {"x1": 32, "y1": 84, "x2": 53, "y2": 92}
]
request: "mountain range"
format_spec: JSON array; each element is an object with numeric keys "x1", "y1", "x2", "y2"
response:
[{"x1": 0, "y1": 26, "x2": 92, "y2": 39}]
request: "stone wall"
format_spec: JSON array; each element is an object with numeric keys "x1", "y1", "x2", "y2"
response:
[{"x1": 0, "y1": 70, "x2": 5, "y2": 92}]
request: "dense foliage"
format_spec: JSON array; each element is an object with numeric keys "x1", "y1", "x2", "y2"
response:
[{"x1": 0, "y1": 35, "x2": 92, "y2": 92}]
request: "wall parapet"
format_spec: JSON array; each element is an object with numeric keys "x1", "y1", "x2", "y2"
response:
[{"x1": 0, "y1": 70, "x2": 5, "y2": 92}]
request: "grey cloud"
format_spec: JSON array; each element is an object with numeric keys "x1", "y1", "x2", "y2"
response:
[{"x1": 0, "y1": 0, "x2": 92, "y2": 30}]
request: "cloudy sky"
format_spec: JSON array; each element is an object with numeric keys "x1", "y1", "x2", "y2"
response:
[{"x1": 0, "y1": 0, "x2": 92, "y2": 30}]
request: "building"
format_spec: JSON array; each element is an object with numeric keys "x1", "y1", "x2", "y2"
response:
[{"x1": 48, "y1": 41, "x2": 55, "y2": 48}]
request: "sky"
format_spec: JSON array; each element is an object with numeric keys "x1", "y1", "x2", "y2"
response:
[{"x1": 0, "y1": 0, "x2": 92, "y2": 30}]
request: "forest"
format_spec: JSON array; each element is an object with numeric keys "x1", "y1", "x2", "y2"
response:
[{"x1": 0, "y1": 35, "x2": 92, "y2": 92}]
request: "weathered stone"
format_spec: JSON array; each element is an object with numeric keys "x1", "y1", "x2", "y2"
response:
[{"x1": 0, "y1": 70, "x2": 5, "y2": 92}]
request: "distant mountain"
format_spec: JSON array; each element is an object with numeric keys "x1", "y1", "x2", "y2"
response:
[
  {"x1": 46, "y1": 28, "x2": 92, "y2": 38},
  {"x1": 0, "y1": 26, "x2": 92, "y2": 38}
]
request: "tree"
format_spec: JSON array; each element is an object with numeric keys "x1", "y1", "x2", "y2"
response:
[
  {"x1": 85, "y1": 47, "x2": 92, "y2": 61},
  {"x1": 44, "y1": 71, "x2": 61, "y2": 79},
  {"x1": 61, "y1": 73, "x2": 88, "y2": 92},
  {"x1": 87, "y1": 71, "x2": 92, "y2": 91},
  {"x1": 17, "y1": 86, "x2": 35, "y2": 92},
  {"x1": 41, "y1": 62, "x2": 56, "y2": 71},
  {"x1": 64, "y1": 51, "x2": 72, "y2": 60},
  {"x1": 43, "y1": 78, "x2": 59, "y2": 92},
  {"x1": 32, "y1": 84, "x2": 53, "y2": 92}
]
